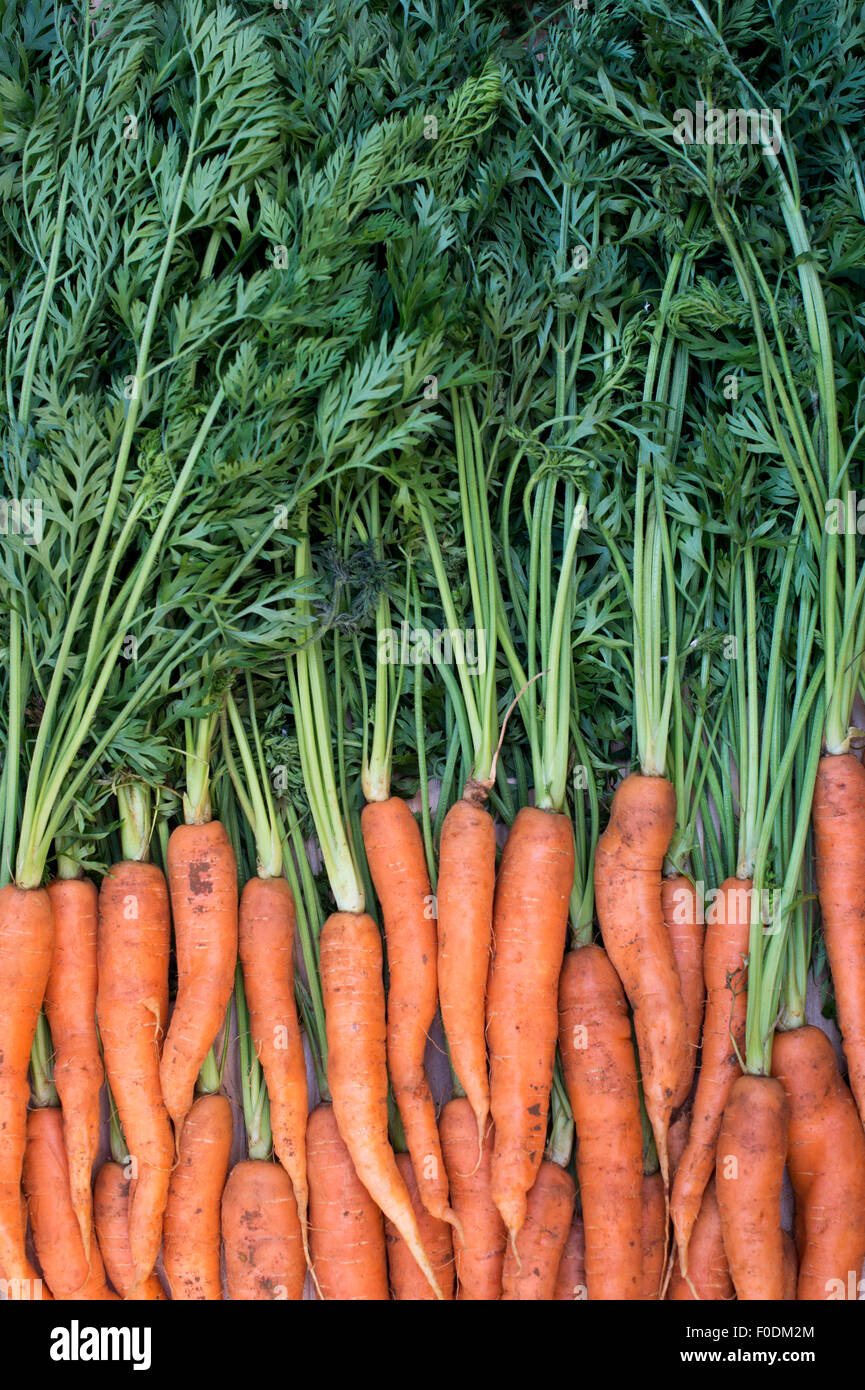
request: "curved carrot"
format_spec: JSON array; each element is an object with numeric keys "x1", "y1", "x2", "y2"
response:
[
  {"x1": 160, "y1": 820, "x2": 238, "y2": 1144},
  {"x1": 553, "y1": 1213, "x2": 586, "y2": 1300},
  {"x1": 671, "y1": 876, "x2": 750, "y2": 1273},
  {"x1": 45, "y1": 876, "x2": 102, "y2": 1255},
  {"x1": 320, "y1": 910, "x2": 443, "y2": 1297},
  {"x1": 238, "y1": 875, "x2": 308, "y2": 1256},
  {"x1": 487, "y1": 806, "x2": 573, "y2": 1242},
  {"x1": 307, "y1": 1103, "x2": 389, "y2": 1301},
  {"x1": 439, "y1": 1097, "x2": 506, "y2": 1301},
  {"x1": 222, "y1": 1159, "x2": 305, "y2": 1301},
  {"x1": 502, "y1": 1159, "x2": 575, "y2": 1301},
  {"x1": 594, "y1": 773, "x2": 686, "y2": 1190},
  {"x1": 558, "y1": 944, "x2": 642, "y2": 1300},
  {"x1": 716, "y1": 1074, "x2": 788, "y2": 1300},
  {"x1": 93, "y1": 1163, "x2": 166, "y2": 1300},
  {"x1": 771, "y1": 1024, "x2": 865, "y2": 1300},
  {"x1": 162, "y1": 1092, "x2": 232, "y2": 1300},
  {"x1": 23, "y1": 1106, "x2": 116, "y2": 1300},
  {"x1": 662, "y1": 875, "x2": 704, "y2": 1107},
  {"x1": 667, "y1": 1178, "x2": 733, "y2": 1301},
  {"x1": 642, "y1": 1171, "x2": 666, "y2": 1300},
  {"x1": 386, "y1": 1152, "x2": 455, "y2": 1300},
  {"x1": 812, "y1": 752, "x2": 865, "y2": 1121},
  {"x1": 361, "y1": 797, "x2": 454, "y2": 1229},
  {"x1": 437, "y1": 793, "x2": 495, "y2": 1155},
  {"x1": 96, "y1": 860, "x2": 174, "y2": 1290},
  {"x1": 0, "y1": 883, "x2": 53, "y2": 1294}
]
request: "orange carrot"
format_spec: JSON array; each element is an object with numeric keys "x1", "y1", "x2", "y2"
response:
[
  {"x1": 642, "y1": 1171, "x2": 666, "y2": 1300},
  {"x1": 0, "y1": 884, "x2": 53, "y2": 1294},
  {"x1": 501, "y1": 1158, "x2": 575, "y2": 1301},
  {"x1": 307, "y1": 1103, "x2": 389, "y2": 1301},
  {"x1": 320, "y1": 910, "x2": 444, "y2": 1298},
  {"x1": 222, "y1": 1159, "x2": 305, "y2": 1301},
  {"x1": 812, "y1": 753, "x2": 865, "y2": 1122},
  {"x1": 23, "y1": 1106, "x2": 116, "y2": 1300},
  {"x1": 96, "y1": 859, "x2": 174, "y2": 1289},
  {"x1": 160, "y1": 820, "x2": 238, "y2": 1144},
  {"x1": 93, "y1": 1163, "x2": 166, "y2": 1300},
  {"x1": 558, "y1": 944, "x2": 643, "y2": 1300},
  {"x1": 782, "y1": 1229, "x2": 798, "y2": 1302},
  {"x1": 667, "y1": 1178, "x2": 733, "y2": 1301},
  {"x1": 771, "y1": 1024, "x2": 865, "y2": 1300},
  {"x1": 162, "y1": 1092, "x2": 232, "y2": 1300},
  {"x1": 668, "y1": 1106, "x2": 691, "y2": 1178},
  {"x1": 386, "y1": 1152, "x2": 455, "y2": 1300},
  {"x1": 44, "y1": 875, "x2": 102, "y2": 1255},
  {"x1": 553, "y1": 1213, "x2": 586, "y2": 1300},
  {"x1": 238, "y1": 875, "x2": 308, "y2": 1254},
  {"x1": 594, "y1": 773, "x2": 686, "y2": 1190},
  {"x1": 715, "y1": 1074, "x2": 788, "y2": 1300},
  {"x1": 662, "y1": 875, "x2": 704, "y2": 1107},
  {"x1": 439, "y1": 1098, "x2": 506, "y2": 1301},
  {"x1": 361, "y1": 797, "x2": 454, "y2": 1229},
  {"x1": 437, "y1": 793, "x2": 495, "y2": 1155},
  {"x1": 671, "y1": 876, "x2": 750, "y2": 1273},
  {"x1": 487, "y1": 806, "x2": 573, "y2": 1242}
]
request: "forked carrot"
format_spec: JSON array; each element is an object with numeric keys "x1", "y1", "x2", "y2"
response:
[
  {"x1": 501, "y1": 1158, "x2": 575, "y2": 1301},
  {"x1": 93, "y1": 1162, "x2": 166, "y2": 1300}
]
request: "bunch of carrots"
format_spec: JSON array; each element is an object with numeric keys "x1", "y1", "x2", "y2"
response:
[{"x1": 2, "y1": 0, "x2": 865, "y2": 1304}]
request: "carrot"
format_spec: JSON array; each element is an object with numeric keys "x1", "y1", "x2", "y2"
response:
[
  {"x1": 160, "y1": 820, "x2": 238, "y2": 1144},
  {"x1": 96, "y1": 859, "x2": 174, "y2": 1289},
  {"x1": 222, "y1": 1159, "x2": 305, "y2": 1301},
  {"x1": 715, "y1": 1073, "x2": 788, "y2": 1300},
  {"x1": 667, "y1": 1178, "x2": 733, "y2": 1301},
  {"x1": 668, "y1": 1106, "x2": 691, "y2": 1178},
  {"x1": 782, "y1": 1229, "x2": 798, "y2": 1302},
  {"x1": 238, "y1": 875, "x2": 309, "y2": 1255},
  {"x1": 320, "y1": 910, "x2": 444, "y2": 1297},
  {"x1": 437, "y1": 792, "x2": 495, "y2": 1156},
  {"x1": 307, "y1": 1103, "x2": 389, "y2": 1301},
  {"x1": 361, "y1": 797, "x2": 454, "y2": 1229},
  {"x1": 23, "y1": 1106, "x2": 116, "y2": 1300},
  {"x1": 44, "y1": 875, "x2": 102, "y2": 1255},
  {"x1": 487, "y1": 805, "x2": 573, "y2": 1243},
  {"x1": 812, "y1": 752, "x2": 865, "y2": 1122},
  {"x1": 0, "y1": 883, "x2": 54, "y2": 1294},
  {"x1": 594, "y1": 772, "x2": 686, "y2": 1191},
  {"x1": 501, "y1": 1158, "x2": 575, "y2": 1301},
  {"x1": 162, "y1": 1092, "x2": 232, "y2": 1300},
  {"x1": 671, "y1": 876, "x2": 750, "y2": 1273},
  {"x1": 93, "y1": 1163, "x2": 166, "y2": 1300},
  {"x1": 771, "y1": 1024, "x2": 865, "y2": 1300},
  {"x1": 386, "y1": 1152, "x2": 455, "y2": 1300},
  {"x1": 662, "y1": 875, "x2": 704, "y2": 1107},
  {"x1": 439, "y1": 1097, "x2": 506, "y2": 1301},
  {"x1": 558, "y1": 944, "x2": 643, "y2": 1300},
  {"x1": 553, "y1": 1213, "x2": 586, "y2": 1300},
  {"x1": 642, "y1": 1171, "x2": 666, "y2": 1300}
]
